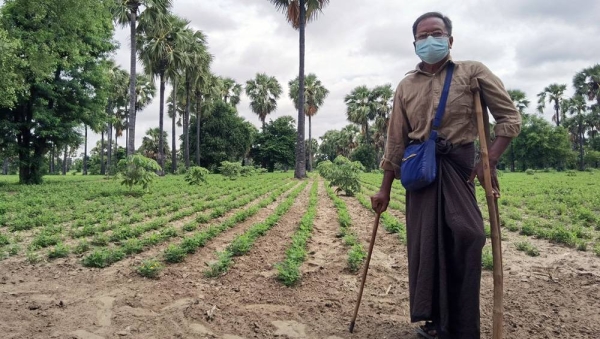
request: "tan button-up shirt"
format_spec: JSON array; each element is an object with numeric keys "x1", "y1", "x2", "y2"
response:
[{"x1": 381, "y1": 58, "x2": 522, "y2": 177}]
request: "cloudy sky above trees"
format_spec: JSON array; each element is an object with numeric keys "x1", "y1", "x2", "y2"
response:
[{"x1": 96, "y1": 0, "x2": 600, "y2": 152}]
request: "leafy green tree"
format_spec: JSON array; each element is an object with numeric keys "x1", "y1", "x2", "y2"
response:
[
  {"x1": 573, "y1": 64, "x2": 600, "y2": 105},
  {"x1": 507, "y1": 89, "x2": 530, "y2": 171},
  {"x1": 565, "y1": 95, "x2": 589, "y2": 171},
  {"x1": 350, "y1": 143, "x2": 377, "y2": 171},
  {"x1": 139, "y1": 14, "x2": 189, "y2": 172},
  {"x1": 0, "y1": 27, "x2": 23, "y2": 109},
  {"x1": 537, "y1": 83, "x2": 567, "y2": 126},
  {"x1": 268, "y1": 0, "x2": 330, "y2": 179},
  {"x1": 245, "y1": 73, "x2": 283, "y2": 130},
  {"x1": 219, "y1": 77, "x2": 243, "y2": 107},
  {"x1": 508, "y1": 114, "x2": 573, "y2": 170},
  {"x1": 111, "y1": 0, "x2": 173, "y2": 156},
  {"x1": 138, "y1": 128, "x2": 170, "y2": 164},
  {"x1": 371, "y1": 84, "x2": 393, "y2": 162},
  {"x1": 0, "y1": 0, "x2": 116, "y2": 184},
  {"x1": 345, "y1": 85, "x2": 376, "y2": 143},
  {"x1": 289, "y1": 73, "x2": 329, "y2": 171},
  {"x1": 187, "y1": 101, "x2": 255, "y2": 169},
  {"x1": 251, "y1": 116, "x2": 297, "y2": 172}
]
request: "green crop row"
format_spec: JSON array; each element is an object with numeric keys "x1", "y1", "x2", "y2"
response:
[
  {"x1": 276, "y1": 180, "x2": 319, "y2": 286},
  {"x1": 324, "y1": 184, "x2": 366, "y2": 272},
  {"x1": 205, "y1": 180, "x2": 309, "y2": 277}
]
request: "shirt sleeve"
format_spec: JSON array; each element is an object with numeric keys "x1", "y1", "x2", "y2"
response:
[
  {"x1": 380, "y1": 83, "x2": 409, "y2": 179},
  {"x1": 473, "y1": 62, "x2": 522, "y2": 138}
]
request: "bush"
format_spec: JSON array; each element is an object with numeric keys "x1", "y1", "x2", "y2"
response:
[
  {"x1": 319, "y1": 156, "x2": 365, "y2": 196},
  {"x1": 184, "y1": 166, "x2": 209, "y2": 185},
  {"x1": 240, "y1": 166, "x2": 255, "y2": 177},
  {"x1": 525, "y1": 169, "x2": 535, "y2": 175},
  {"x1": 137, "y1": 258, "x2": 164, "y2": 279},
  {"x1": 219, "y1": 161, "x2": 242, "y2": 179},
  {"x1": 117, "y1": 155, "x2": 162, "y2": 191}
]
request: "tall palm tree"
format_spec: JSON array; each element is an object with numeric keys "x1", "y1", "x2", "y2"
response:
[
  {"x1": 106, "y1": 65, "x2": 129, "y2": 173},
  {"x1": 537, "y1": 83, "x2": 567, "y2": 126},
  {"x1": 288, "y1": 73, "x2": 329, "y2": 171},
  {"x1": 219, "y1": 77, "x2": 242, "y2": 107},
  {"x1": 181, "y1": 28, "x2": 211, "y2": 169},
  {"x1": 268, "y1": 0, "x2": 330, "y2": 179},
  {"x1": 139, "y1": 127, "x2": 170, "y2": 162},
  {"x1": 245, "y1": 73, "x2": 283, "y2": 130},
  {"x1": 567, "y1": 95, "x2": 589, "y2": 171},
  {"x1": 111, "y1": 0, "x2": 173, "y2": 156},
  {"x1": 139, "y1": 14, "x2": 189, "y2": 173},
  {"x1": 508, "y1": 89, "x2": 530, "y2": 172},
  {"x1": 345, "y1": 85, "x2": 376, "y2": 143},
  {"x1": 193, "y1": 73, "x2": 219, "y2": 166},
  {"x1": 573, "y1": 64, "x2": 600, "y2": 106},
  {"x1": 371, "y1": 84, "x2": 393, "y2": 160}
]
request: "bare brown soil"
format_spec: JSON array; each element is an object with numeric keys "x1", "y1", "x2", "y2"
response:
[{"x1": 1, "y1": 179, "x2": 599, "y2": 339}]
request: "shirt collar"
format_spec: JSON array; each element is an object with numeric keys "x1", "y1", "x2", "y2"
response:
[{"x1": 406, "y1": 55, "x2": 454, "y2": 76}]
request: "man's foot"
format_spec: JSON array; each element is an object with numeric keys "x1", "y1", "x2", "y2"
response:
[{"x1": 415, "y1": 321, "x2": 437, "y2": 339}]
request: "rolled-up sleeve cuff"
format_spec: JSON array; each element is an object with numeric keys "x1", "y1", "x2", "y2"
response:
[
  {"x1": 380, "y1": 158, "x2": 401, "y2": 179},
  {"x1": 493, "y1": 123, "x2": 521, "y2": 138}
]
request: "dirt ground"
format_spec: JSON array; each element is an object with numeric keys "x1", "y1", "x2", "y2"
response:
[{"x1": 1, "y1": 179, "x2": 599, "y2": 339}]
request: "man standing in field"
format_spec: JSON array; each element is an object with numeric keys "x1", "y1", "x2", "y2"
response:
[{"x1": 370, "y1": 12, "x2": 521, "y2": 339}]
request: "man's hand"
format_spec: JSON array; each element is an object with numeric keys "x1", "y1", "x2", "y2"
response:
[
  {"x1": 371, "y1": 190, "x2": 390, "y2": 214},
  {"x1": 468, "y1": 160, "x2": 500, "y2": 198}
]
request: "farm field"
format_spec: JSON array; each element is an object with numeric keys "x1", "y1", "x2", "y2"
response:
[{"x1": 0, "y1": 172, "x2": 599, "y2": 339}]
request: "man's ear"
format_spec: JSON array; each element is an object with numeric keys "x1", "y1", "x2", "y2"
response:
[{"x1": 449, "y1": 36, "x2": 454, "y2": 49}]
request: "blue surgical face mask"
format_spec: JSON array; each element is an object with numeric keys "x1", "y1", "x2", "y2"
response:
[{"x1": 415, "y1": 36, "x2": 450, "y2": 64}]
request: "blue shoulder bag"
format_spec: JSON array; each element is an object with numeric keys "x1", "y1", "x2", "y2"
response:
[{"x1": 400, "y1": 63, "x2": 455, "y2": 191}]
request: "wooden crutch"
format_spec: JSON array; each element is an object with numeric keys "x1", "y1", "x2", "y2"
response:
[{"x1": 471, "y1": 78, "x2": 504, "y2": 339}]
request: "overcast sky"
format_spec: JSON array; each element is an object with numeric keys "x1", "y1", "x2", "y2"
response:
[{"x1": 85, "y1": 0, "x2": 600, "y2": 155}]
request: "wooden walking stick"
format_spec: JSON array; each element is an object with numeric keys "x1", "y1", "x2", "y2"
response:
[
  {"x1": 349, "y1": 211, "x2": 381, "y2": 333},
  {"x1": 471, "y1": 79, "x2": 504, "y2": 339}
]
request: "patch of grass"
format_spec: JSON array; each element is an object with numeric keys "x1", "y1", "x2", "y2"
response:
[
  {"x1": 348, "y1": 243, "x2": 367, "y2": 272},
  {"x1": 482, "y1": 247, "x2": 493, "y2": 271},
  {"x1": 26, "y1": 250, "x2": 41, "y2": 264},
  {"x1": 72, "y1": 240, "x2": 90, "y2": 254},
  {"x1": 205, "y1": 251, "x2": 233, "y2": 278},
  {"x1": 514, "y1": 241, "x2": 540, "y2": 257},
  {"x1": 7, "y1": 244, "x2": 20, "y2": 256},
  {"x1": 30, "y1": 233, "x2": 61, "y2": 249},
  {"x1": 0, "y1": 232, "x2": 9, "y2": 246},
  {"x1": 576, "y1": 240, "x2": 587, "y2": 252},
  {"x1": 82, "y1": 248, "x2": 125, "y2": 268},
  {"x1": 122, "y1": 238, "x2": 144, "y2": 255},
  {"x1": 594, "y1": 243, "x2": 600, "y2": 257},
  {"x1": 163, "y1": 244, "x2": 186, "y2": 263},
  {"x1": 137, "y1": 258, "x2": 163, "y2": 279},
  {"x1": 91, "y1": 233, "x2": 109, "y2": 246},
  {"x1": 549, "y1": 226, "x2": 576, "y2": 247},
  {"x1": 48, "y1": 243, "x2": 70, "y2": 259}
]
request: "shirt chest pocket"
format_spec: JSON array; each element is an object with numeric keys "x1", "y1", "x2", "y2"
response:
[{"x1": 447, "y1": 84, "x2": 473, "y2": 112}]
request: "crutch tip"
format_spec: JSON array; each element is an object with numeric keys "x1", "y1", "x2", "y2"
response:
[{"x1": 349, "y1": 321, "x2": 355, "y2": 333}]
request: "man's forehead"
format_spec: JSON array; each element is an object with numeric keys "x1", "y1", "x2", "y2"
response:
[{"x1": 416, "y1": 17, "x2": 445, "y2": 32}]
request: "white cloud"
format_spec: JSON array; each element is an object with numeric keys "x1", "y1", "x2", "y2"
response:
[{"x1": 83, "y1": 0, "x2": 600, "y2": 157}]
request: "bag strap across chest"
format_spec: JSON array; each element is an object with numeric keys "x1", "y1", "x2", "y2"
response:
[{"x1": 429, "y1": 63, "x2": 455, "y2": 140}]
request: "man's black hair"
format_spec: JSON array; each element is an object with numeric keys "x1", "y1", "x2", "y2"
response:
[{"x1": 412, "y1": 12, "x2": 453, "y2": 37}]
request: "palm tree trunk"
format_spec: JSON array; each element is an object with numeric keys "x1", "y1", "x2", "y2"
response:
[
  {"x1": 50, "y1": 143, "x2": 54, "y2": 174},
  {"x1": 172, "y1": 78, "x2": 177, "y2": 174},
  {"x1": 554, "y1": 99, "x2": 560, "y2": 127},
  {"x1": 83, "y1": 125, "x2": 88, "y2": 175},
  {"x1": 158, "y1": 72, "x2": 166, "y2": 175},
  {"x1": 294, "y1": 0, "x2": 307, "y2": 179},
  {"x1": 308, "y1": 115, "x2": 312, "y2": 171},
  {"x1": 184, "y1": 72, "x2": 191, "y2": 169},
  {"x1": 62, "y1": 145, "x2": 67, "y2": 175},
  {"x1": 125, "y1": 112, "x2": 129, "y2": 155},
  {"x1": 2, "y1": 158, "x2": 8, "y2": 175},
  {"x1": 127, "y1": 10, "x2": 138, "y2": 156},
  {"x1": 196, "y1": 91, "x2": 201, "y2": 166},
  {"x1": 579, "y1": 120, "x2": 585, "y2": 171},
  {"x1": 510, "y1": 141, "x2": 515, "y2": 172},
  {"x1": 107, "y1": 110, "x2": 113, "y2": 174},
  {"x1": 100, "y1": 129, "x2": 106, "y2": 175}
]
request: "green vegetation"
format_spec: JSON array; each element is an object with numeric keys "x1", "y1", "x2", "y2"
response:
[
  {"x1": 137, "y1": 259, "x2": 164, "y2": 279},
  {"x1": 276, "y1": 181, "x2": 319, "y2": 286},
  {"x1": 515, "y1": 241, "x2": 540, "y2": 257}
]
